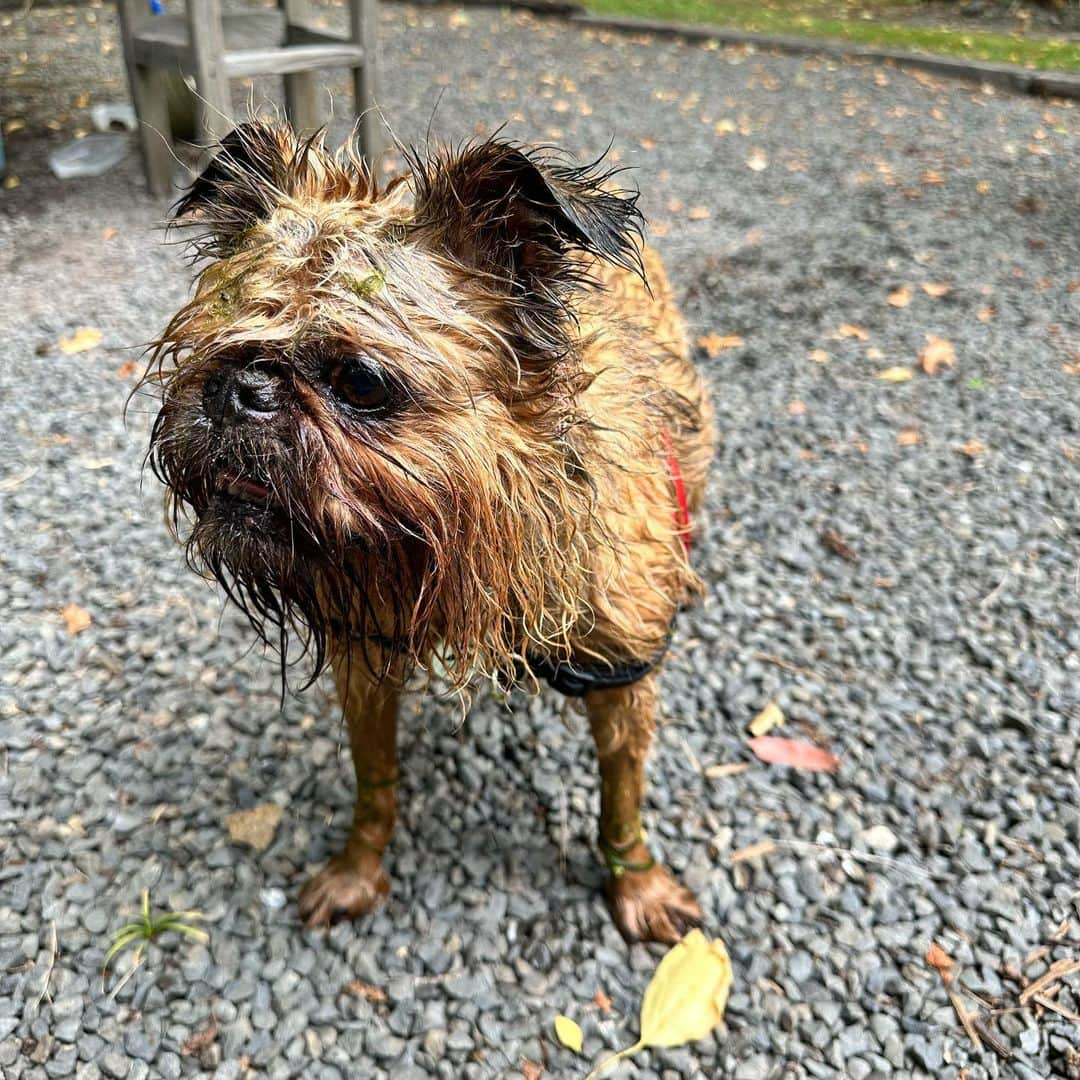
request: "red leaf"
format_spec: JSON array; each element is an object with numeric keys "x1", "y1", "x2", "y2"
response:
[{"x1": 747, "y1": 736, "x2": 839, "y2": 772}]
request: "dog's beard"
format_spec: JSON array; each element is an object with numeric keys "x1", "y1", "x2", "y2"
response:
[{"x1": 150, "y1": 399, "x2": 372, "y2": 686}]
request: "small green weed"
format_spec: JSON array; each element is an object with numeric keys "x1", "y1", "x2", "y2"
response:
[{"x1": 102, "y1": 890, "x2": 208, "y2": 986}]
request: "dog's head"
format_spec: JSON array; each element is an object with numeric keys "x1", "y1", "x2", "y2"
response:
[{"x1": 145, "y1": 121, "x2": 644, "y2": 686}]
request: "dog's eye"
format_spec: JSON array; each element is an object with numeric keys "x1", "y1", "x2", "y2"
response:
[{"x1": 332, "y1": 356, "x2": 392, "y2": 414}]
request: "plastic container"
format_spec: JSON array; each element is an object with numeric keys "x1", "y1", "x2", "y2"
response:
[{"x1": 48, "y1": 134, "x2": 129, "y2": 180}]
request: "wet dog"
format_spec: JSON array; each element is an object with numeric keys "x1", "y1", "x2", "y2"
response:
[{"x1": 145, "y1": 121, "x2": 714, "y2": 942}]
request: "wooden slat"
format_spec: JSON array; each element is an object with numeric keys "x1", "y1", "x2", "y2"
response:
[{"x1": 223, "y1": 43, "x2": 364, "y2": 79}]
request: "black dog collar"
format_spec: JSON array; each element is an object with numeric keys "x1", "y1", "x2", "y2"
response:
[{"x1": 525, "y1": 633, "x2": 670, "y2": 697}]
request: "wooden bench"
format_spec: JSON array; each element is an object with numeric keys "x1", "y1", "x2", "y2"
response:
[{"x1": 116, "y1": 0, "x2": 380, "y2": 194}]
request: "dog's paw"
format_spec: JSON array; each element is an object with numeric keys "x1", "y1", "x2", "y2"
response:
[
  {"x1": 298, "y1": 850, "x2": 390, "y2": 928},
  {"x1": 607, "y1": 861, "x2": 703, "y2": 944}
]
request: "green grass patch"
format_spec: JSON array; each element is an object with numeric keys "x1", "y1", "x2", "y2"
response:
[{"x1": 585, "y1": 0, "x2": 1080, "y2": 71}]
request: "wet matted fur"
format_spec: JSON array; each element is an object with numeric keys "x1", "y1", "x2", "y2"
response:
[{"x1": 144, "y1": 121, "x2": 715, "y2": 942}]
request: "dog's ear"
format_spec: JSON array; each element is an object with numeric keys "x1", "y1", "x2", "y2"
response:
[
  {"x1": 172, "y1": 122, "x2": 294, "y2": 251},
  {"x1": 410, "y1": 140, "x2": 645, "y2": 290}
]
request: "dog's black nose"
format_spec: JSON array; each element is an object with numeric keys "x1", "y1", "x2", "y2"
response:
[{"x1": 204, "y1": 364, "x2": 282, "y2": 423}]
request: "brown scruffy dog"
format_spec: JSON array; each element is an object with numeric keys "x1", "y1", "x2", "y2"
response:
[{"x1": 145, "y1": 121, "x2": 714, "y2": 944}]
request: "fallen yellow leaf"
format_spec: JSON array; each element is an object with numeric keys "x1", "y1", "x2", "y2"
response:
[
  {"x1": 745, "y1": 148, "x2": 768, "y2": 172},
  {"x1": 748, "y1": 702, "x2": 783, "y2": 737},
  {"x1": 837, "y1": 323, "x2": 869, "y2": 341},
  {"x1": 704, "y1": 762, "x2": 752, "y2": 778},
  {"x1": 61, "y1": 603, "x2": 91, "y2": 635},
  {"x1": 887, "y1": 287, "x2": 912, "y2": 308},
  {"x1": 919, "y1": 335, "x2": 956, "y2": 375},
  {"x1": 976, "y1": 180, "x2": 992, "y2": 194},
  {"x1": 554, "y1": 1015, "x2": 583, "y2": 1054},
  {"x1": 59, "y1": 327, "x2": 103, "y2": 355},
  {"x1": 585, "y1": 930, "x2": 733, "y2": 1078},
  {"x1": 731, "y1": 839, "x2": 777, "y2": 863},
  {"x1": 697, "y1": 333, "x2": 744, "y2": 357},
  {"x1": 877, "y1": 367, "x2": 913, "y2": 382},
  {"x1": 921, "y1": 282, "x2": 951, "y2": 298}
]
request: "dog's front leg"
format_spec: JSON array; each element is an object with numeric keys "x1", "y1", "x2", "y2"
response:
[
  {"x1": 298, "y1": 650, "x2": 399, "y2": 927},
  {"x1": 586, "y1": 672, "x2": 703, "y2": 944}
]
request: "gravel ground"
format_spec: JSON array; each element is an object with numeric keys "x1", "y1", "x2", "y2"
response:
[{"x1": 2, "y1": 4, "x2": 1080, "y2": 1079}]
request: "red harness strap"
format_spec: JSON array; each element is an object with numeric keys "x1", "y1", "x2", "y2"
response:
[{"x1": 660, "y1": 427, "x2": 691, "y2": 556}]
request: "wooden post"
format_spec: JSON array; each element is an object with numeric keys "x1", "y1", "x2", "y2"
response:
[
  {"x1": 349, "y1": 0, "x2": 382, "y2": 165},
  {"x1": 280, "y1": 0, "x2": 323, "y2": 134},
  {"x1": 116, "y1": 0, "x2": 175, "y2": 195},
  {"x1": 187, "y1": 0, "x2": 232, "y2": 145}
]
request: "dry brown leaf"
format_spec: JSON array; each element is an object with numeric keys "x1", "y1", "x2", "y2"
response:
[
  {"x1": 705, "y1": 762, "x2": 752, "y2": 778},
  {"x1": 877, "y1": 367, "x2": 913, "y2": 382},
  {"x1": 61, "y1": 603, "x2": 91, "y2": 635},
  {"x1": 697, "y1": 333, "x2": 744, "y2": 357},
  {"x1": 182, "y1": 1020, "x2": 218, "y2": 1056},
  {"x1": 594, "y1": 989, "x2": 612, "y2": 1014},
  {"x1": 346, "y1": 980, "x2": 387, "y2": 1003},
  {"x1": 787, "y1": 400, "x2": 808, "y2": 416},
  {"x1": 837, "y1": 323, "x2": 869, "y2": 341},
  {"x1": 730, "y1": 840, "x2": 777, "y2": 863},
  {"x1": 926, "y1": 942, "x2": 955, "y2": 984},
  {"x1": 958, "y1": 439, "x2": 986, "y2": 457},
  {"x1": 921, "y1": 282, "x2": 951, "y2": 298},
  {"x1": 102, "y1": 226, "x2": 119, "y2": 241},
  {"x1": 639, "y1": 135, "x2": 656, "y2": 150},
  {"x1": 976, "y1": 306, "x2": 995, "y2": 322},
  {"x1": 748, "y1": 736, "x2": 839, "y2": 772},
  {"x1": 887, "y1": 287, "x2": 912, "y2": 308},
  {"x1": 226, "y1": 804, "x2": 282, "y2": 851},
  {"x1": 821, "y1": 528, "x2": 857, "y2": 561},
  {"x1": 59, "y1": 327, "x2": 103, "y2": 355},
  {"x1": 521, "y1": 1061, "x2": 544, "y2": 1080},
  {"x1": 687, "y1": 206, "x2": 711, "y2": 221},
  {"x1": 922, "y1": 169, "x2": 945, "y2": 185},
  {"x1": 919, "y1": 335, "x2": 956, "y2": 375},
  {"x1": 898, "y1": 428, "x2": 921, "y2": 446},
  {"x1": 808, "y1": 349, "x2": 830, "y2": 364},
  {"x1": 116, "y1": 360, "x2": 139, "y2": 379},
  {"x1": 976, "y1": 180, "x2": 992, "y2": 194}
]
